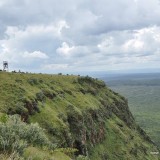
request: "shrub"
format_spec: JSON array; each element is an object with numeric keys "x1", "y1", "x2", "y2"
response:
[
  {"x1": 42, "y1": 89, "x2": 56, "y2": 99},
  {"x1": 0, "y1": 115, "x2": 50, "y2": 155},
  {"x1": 77, "y1": 76, "x2": 106, "y2": 88},
  {"x1": 28, "y1": 78, "x2": 38, "y2": 85},
  {"x1": 36, "y1": 92, "x2": 46, "y2": 102},
  {"x1": 15, "y1": 79, "x2": 23, "y2": 83},
  {"x1": 0, "y1": 152, "x2": 24, "y2": 160},
  {"x1": 15, "y1": 102, "x2": 28, "y2": 115},
  {"x1": 76, "y1": 155, "x2": 90, "y2": 160},
  {"x1": 39, "y1": 79, "x2": 43, "y2": 83},
  {"x1": 77, "y1": 76, "x2": 93, "y2": 85}
]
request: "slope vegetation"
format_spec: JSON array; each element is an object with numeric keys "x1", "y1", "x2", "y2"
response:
[{"x1": 0, "y1": 72, "x2": 159, "y2": 160}]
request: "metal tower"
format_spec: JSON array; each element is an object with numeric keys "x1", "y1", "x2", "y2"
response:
[{"x1": 3, "y1": 61, "x2": 8, "y2": 71}]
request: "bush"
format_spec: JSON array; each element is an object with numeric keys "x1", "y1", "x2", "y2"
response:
[
  {"x1": 28, "y1": 78, "x2": 39, "y2": 85},
  {"x1": 77, "y1": 76, "x2": 94, "y2": 85},
  {"x1": 36, "y1": 92, "x2": 46, "y2": 102},
  {"x1": 15, "y1": 79, "x2": 23, "y2": 83},
  {"x1": 76, "y1": 155, "x2": 90, "y2": 160},
  {"x1": 0, "y1": 115, "x2": 50, "y2": 155},
  {"x1": 0, "y1": 152, "x2": 24, "y2": 160},
  {"x1": 15, "y1": 102, "x2": 28, "y2": 115},
  {"x1": 77, "y1": 76, "x2": 106, "y2": 88},
  {"x1": 42, "y1": 89, "x2": 56, "y2": 99}
]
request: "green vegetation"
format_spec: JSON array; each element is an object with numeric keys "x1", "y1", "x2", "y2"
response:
[
  {"x1": 0, "y1": 114, "x2": 53, "y2": 158},
  {"x1": 106, "y1": 73, "x2": 160, "y2": 148},
  {"x1": 0, "y1": 72, "x2": 159, "y2": 159}
]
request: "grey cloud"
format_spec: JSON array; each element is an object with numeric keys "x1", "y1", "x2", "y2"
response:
[{"x1": 1, "y1": 0, "x2": 160, "y2": 72}]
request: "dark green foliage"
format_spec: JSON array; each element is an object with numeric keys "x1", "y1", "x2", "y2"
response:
[
  {"x1": 15, "y1": 79, "x2": 23, "y2": 83},
  {"x1": 64, "y1": 89, "x2": 73, "y2": 95},
  {"x1": 39, "y1": 79, "x2": 43, "y2": 83},
  {"x1": 87, "y1": 86, "x2": 97, "y2": 95},
  {"x1": 6, "y1": 102, "x2": 28, "y2": 117},
  {"x1": 27, "y1": 78, "x2": 39, "y2": 85},
  {"x1": 15, "y1": 102, "x2": 28, "y2": 115},
  {"x1": 42, "y1": 88, "x2": 56, "y2": 99},
  {"x1": 36, "y1": 91, "x2": 46, "y2": 102},
  {"x1": 77, "y1": 76, "x2": 106, "y2": 96},
  {"x1": 77, "y1": 76, "x2": 105, "y2": 88},
  {"x1": 77, "y1": 76, "x2": 94, "y2": 84}
]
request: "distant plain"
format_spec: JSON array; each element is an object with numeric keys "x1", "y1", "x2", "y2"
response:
[{"x1": 101, "y1": 73, "x2": 160, "y2": 147}]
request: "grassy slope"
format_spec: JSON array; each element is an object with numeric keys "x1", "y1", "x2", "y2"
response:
[{"x1": 0, "y1": 72, "x2": 159, "y2": 160}]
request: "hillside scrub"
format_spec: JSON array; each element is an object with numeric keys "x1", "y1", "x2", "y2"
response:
[
  {"x1": 0, "y1": 72, "x2": 159, "y2": 159},
  {"x1": 0, "y1": 114, "x2": 52, "y2": 157}
]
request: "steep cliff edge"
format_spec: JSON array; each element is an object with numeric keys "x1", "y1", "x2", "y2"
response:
[{"x1": 0, "y1": 72, "x2": 159, "y2": 160}]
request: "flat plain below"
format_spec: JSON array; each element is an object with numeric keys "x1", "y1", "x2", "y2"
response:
[{"x1": 101, "y1": 73, "x2": 160, "y2": 148}]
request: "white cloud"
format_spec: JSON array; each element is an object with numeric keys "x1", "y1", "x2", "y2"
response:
[
  {"x1": 0, "y1": 20, "x2": 69, "y2": 63},
  {"x1": 56, "y1": 42, "x2": 75, "y2": 56},
  {"x1": 1, "y1": 0, "x2": 160, "y2": 72},
  {"x1": 123, "y1": 39, "x2": 144, "y2": 52},
  {"x1": 122, "y1": 26, "x2": 160, "y2": 55},
  {"x1": 97, "y1": 37, "x2": 115, "y2": 53},
  {"x1": 23, "y1": 51, "x2": 49, "y2": 59},
  {"x1": 43, "y1": 63, "x2": 69, "y2": 70},
  {"x1": 5, "y1": 20, "x2": 69, "y2": 39},
  {"x1": 56, "y1": 20, "x2": 70, "y2": 35}
]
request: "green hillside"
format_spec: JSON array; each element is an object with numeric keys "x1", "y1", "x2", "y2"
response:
[{"x1": 0, "y1": 72, "x2": 159, "y2": 160}]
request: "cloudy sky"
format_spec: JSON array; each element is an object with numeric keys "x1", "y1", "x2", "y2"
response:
[{"x1": 1, "y1": 0, "x2": 160, "y2": 73}]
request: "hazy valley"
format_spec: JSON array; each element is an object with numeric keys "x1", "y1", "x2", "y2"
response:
[{"x1": 101, "y1": 73, "x2": 160, "y2": 149}]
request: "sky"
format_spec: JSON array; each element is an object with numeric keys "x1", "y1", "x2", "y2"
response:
[{"x1": 1, "y1": 0, "x2": 160, "y2": 74}]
